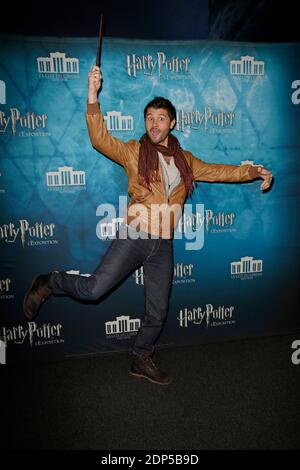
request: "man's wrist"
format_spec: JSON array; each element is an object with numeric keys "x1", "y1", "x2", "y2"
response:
[
  {"x1": 88, "y1": 96, "x2": 98, "y2": 104},
  {"x1": 248, "y1": 165, "x2": 262, "y2": 179}
]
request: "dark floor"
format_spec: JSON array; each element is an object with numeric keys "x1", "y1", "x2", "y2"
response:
[{"x1": 2, "y1": 333, "x2": 300, "y2": 450}]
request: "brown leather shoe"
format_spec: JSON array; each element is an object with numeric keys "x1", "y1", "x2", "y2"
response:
[
  {"x1": 129, "y1": 349, "x2": 171, "y2": 385},
  {"x1": 23, "y1": 274, "x2": 52, "y2": 320}
]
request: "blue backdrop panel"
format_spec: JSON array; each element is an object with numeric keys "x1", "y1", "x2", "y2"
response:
[{"x1": 0, "y1": 35, "x2": 299, "y2": 363}]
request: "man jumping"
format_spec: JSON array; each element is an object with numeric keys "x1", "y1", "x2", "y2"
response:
[{"x1": 23, "y1": 65, "x2": 273, "y2": 385}]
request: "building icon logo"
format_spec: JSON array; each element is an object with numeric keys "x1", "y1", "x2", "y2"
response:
[
  {"x1": 0, "y1": 80, "x2": 6, "y2": 104},
  {"x1": 105, "y1": 315, "x2": 141, "y2": 338},
  {"x1": 230, "y1": 56, "x2": 265, "y2": 76},
  {"x1": 37, "y1": 52, "x2": 79, "y2": 74},
  {"x1": 231, "y1": 256, "x2": 263, "y2": 277},
  {"x1": 98, "y1": 217, "x2": 124, "y2": 239},
  {"x1": 104, "y1": 111, "x2": 134, "y2": 131},
  {"x1": 46, "y1": 166, "x2": 86, "y2": 188}
]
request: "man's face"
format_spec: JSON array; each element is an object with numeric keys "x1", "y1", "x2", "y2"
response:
[{"x1": 145, "y1": 107, "x2": 176, "y2": 146}]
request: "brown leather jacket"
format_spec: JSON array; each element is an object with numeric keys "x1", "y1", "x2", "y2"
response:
[{"x1": 86, "y1": 102, "x2": 259, "y2": 238}]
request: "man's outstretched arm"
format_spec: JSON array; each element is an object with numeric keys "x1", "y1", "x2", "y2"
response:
[
  {"x1": 86, "y1": 65, "x2": 137, "y2": 166},
  {"x1": 188, "y1": 152, "x2": 273, "y2": 191}
]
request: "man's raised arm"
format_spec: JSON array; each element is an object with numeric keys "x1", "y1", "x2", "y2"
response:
[{"x1": 86, "y1": 65, "x2": 137, "y2": 166}]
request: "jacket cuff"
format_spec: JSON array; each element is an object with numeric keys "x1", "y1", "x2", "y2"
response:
[
  {"x1": 86, "y1": 102, "x2": 100, "y2": 114},
  {"x1": 247, "y1": 165, "x2": 262, "y2": 180}
]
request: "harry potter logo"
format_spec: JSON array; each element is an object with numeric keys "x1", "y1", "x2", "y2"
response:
[
  {"x1": 0, "y1": 108, "x2": 48, "y2": 136},
  {"x1": 126, "y1": 52, "x2": 191, "y2": 78}
]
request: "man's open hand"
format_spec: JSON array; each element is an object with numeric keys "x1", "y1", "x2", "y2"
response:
[{"x1": 257, "y1": 166, "x2": 273, "y2": 191}]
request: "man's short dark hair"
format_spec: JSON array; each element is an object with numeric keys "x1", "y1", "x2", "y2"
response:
[{"x1": 144, "y1": 97, "x2": 177, "y2": 122}]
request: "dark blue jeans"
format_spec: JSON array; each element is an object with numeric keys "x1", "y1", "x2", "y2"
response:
[{"x1": 49, "y1": 228, "x2": 174, "y2": 354}]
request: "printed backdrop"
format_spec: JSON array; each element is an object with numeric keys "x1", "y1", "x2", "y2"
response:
[{"x1": 0, "y1": 35, "x2": 299, "y2": 363}]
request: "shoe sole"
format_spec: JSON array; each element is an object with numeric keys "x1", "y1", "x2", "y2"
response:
[
  {"x1": 129, "y1": 371, "x2": 171, "y2": 385},
  {"x1": 23, "y1": 275, "x2": 39, "y2": 320}
]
